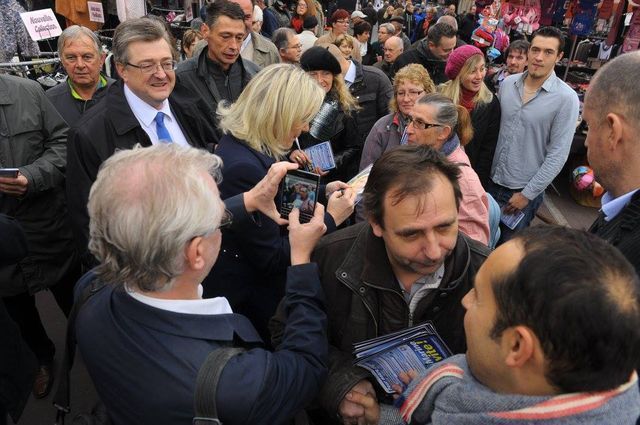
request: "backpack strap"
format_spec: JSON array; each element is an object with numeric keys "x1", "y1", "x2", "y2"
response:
[
  {"x1": 53, "y1": 274, "x2": 107, "y2": 425},
  {"x1": 193, "y1": 347, "x2": 246, "y2": 425}
]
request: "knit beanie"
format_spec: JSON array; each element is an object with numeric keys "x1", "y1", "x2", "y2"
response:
[
  {"x1": 300, "y1": 46, "x2": 342, "y2": 75},
  {"x1": 445, "y1": 45, "x2": 483, "y2": 80}
]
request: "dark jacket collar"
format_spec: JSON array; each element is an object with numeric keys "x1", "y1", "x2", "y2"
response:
[
  {"x1": 105, "y1": 80, "x2": 143, "y2": 137},
  {"x1": 336, "y1": 223, "x2": 472, "y2": 294},
  {"x1": 110, "y1": 285, "x2": 263, "y2": 343}
]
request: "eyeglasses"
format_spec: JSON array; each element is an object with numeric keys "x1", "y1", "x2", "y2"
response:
[
  {"x1": 125, "y1": 60, "x2": 177, "y2": 74},
  {"x1": 406, "y1": 116, "x2": 443, "y2": 130},
  {"x1": 218, "y1": 209, "x2": 233, "y2": 230},
  {"x1": 396, "y1": 90, "x2": 424, "y2": 98},
  {"x1": 297, "y1": 2, "x2": 307, "y2": 7}
]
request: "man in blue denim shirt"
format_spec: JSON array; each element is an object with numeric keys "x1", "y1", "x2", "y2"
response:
[{"x1": 489, "y1": 26, "x2": 579, "y2": 242}]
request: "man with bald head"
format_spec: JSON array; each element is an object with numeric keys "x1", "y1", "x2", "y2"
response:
[
  {"x1": 586, "y1": 51, "x2": 640, "y2": 275},
  {"x1": 373, "y1": 35, "x2": 403, "y2": 80}
]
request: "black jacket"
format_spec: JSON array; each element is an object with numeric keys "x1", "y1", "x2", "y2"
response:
[
  {"x1": 298, "y1": 106, "x2": 360, "y2": 182},
  {"x1": 590, "y1": 191, "x2": 640, "y2": 274},
  {"x1": 349, "y1": 61, "x2": 393, "y2": 175},
  {"x1": 172, "y1": 49, "x2": 261, "y2": 145},
  {"x1": 393, "y1": 39, "x2": 449, "y2": 84},
  {"x1": 271, "y1": 223, "x2": 489, "y2": 423},
  {"x1": 466, "y1": 94, "x2": 501, "y2": 189},
  {"x1": 66, "y1": 81, "x2": 214, "y2": 267},
  {"x1": 45, "y1": 75, "x2": 115, "y2": 126}
]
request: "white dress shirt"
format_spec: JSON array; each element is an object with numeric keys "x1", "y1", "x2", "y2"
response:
[
  {"x1": 126, "y1": 284, "x2": 233, "y2": 315},
  {"x1": 124, "y1": 84, "x2": 189, "y2": 147}
]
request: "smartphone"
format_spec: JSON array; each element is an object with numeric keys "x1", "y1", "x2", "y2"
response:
[
  {"x1": 0, "y1": 168, "x2": 19, "y2": 178},
  {"x1": 279, "y1": 169, "x2": 321, "y2": 223}
]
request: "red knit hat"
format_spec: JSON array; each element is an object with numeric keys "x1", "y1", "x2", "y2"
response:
[{"x1": 445, "y1": 45, "x2": 483, "y2": 80}]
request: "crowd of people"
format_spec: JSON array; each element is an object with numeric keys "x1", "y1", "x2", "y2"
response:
[{"x1": 1, "y1": 0, "x2": 640, "y2": 424}]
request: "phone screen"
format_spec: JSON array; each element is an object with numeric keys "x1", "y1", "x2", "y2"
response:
[{"x1": 279, "y1": 170, "x2": 320, "y2": 223}]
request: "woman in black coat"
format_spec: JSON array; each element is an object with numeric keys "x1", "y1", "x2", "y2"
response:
[
  {"x1": 209, "y1": 64, "x2": 356, "y2": 341},
  {"x1": 289, "y1": 46, "x2": 362, "y2": 183}
]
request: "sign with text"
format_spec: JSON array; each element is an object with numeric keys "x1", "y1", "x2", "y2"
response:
[
  {"x1": 88, "y1": 1, "x2": 105, "y2": 23},
  {"x1": 19, "y1": 8, "x2": 62, "y2": 41}
]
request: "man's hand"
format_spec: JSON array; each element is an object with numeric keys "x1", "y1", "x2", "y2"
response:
[
  {"x1": 345, "y1": 391, "x2": 380, "y2": 425},
  {"x1": 0, "y1": 173, "x2": 28, "y2": 197},
  {"x1": 288, "y1": 203, "x2": 327, "y2": 265},
  {"x1": 327, "y1": 187, "x2": 356, "y2": 226},
  {"x1": 503, "y1": 192, "x2": 529, "y2": 214},
  {"x1": 244, "y1": 161, "x2": 298, "y2": 225},
  {"x1": 390, "y1": 369, "x2": 418, "y2": 397},
  {"x1": 325, "y1": 180, "x2": 350, "y2": 199},
  {"x1": 339, "y1": 379, "x2": 375, "y2": 425}
]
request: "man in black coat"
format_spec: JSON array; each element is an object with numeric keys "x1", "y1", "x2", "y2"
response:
[
  {"x1": 271, "y1": 146, "x2": 489, "y2": 425},
  {"x1": 585, "y1": 52, "x2": 640, "y2": 273},
  {"x1": 66, "y1": 17, "x2": 216, "y2": 269},
  {"x1": 394, "y1": 22, "x2": 458, "y2": 84}
]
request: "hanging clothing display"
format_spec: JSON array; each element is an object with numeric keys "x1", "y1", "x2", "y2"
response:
[
  {"x1": 0, "y1": 0, "x2": 41, "y2": 63},
  {"x1": 621, "y1": 8, "x2": 640, "y2": 52},
  {"x1": 55, "y1": 0, "x2": 100, "y2": 30},
  {"x1": 116, "y1": 0, "x2": 145, "y2": 22}
]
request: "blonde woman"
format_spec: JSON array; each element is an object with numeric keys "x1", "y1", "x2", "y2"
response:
[
  {"x1": 213, "y1": 64, "x2": 356, "y2": 339},
  {"x1": 334, "y1": 33, "x2": 354, "y2": 60},
  {"x1": 360, "y1": 64, "x2": 436, "y2": 170},
  {"x1": 290, "y1": 46, "x2": 361, "y2": 182},
  {"x1": 440, "y1": 45, "x2": 501, "y2": 188}
]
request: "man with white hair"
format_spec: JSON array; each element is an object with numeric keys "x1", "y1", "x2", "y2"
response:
[
  {"x1": 46, "y1": 25, "x2": 115, "y2": 126},
  {"x1": 75, "y1": 144, "x2": 330, "y2": 425}
]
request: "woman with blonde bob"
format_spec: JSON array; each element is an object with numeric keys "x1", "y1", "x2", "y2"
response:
[
  {"x1": 359, "y1": 64, "x2": 436, "y2": 171},
  {"x1": 213, "y1": 64, "x2": 356, "y2": 340},
  {"x1": 440, "y1": 45, "x2": 501, "y2": 188}
]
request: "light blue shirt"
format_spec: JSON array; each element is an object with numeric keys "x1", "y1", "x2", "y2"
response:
[
  {"x1": 491, "y1": 71, "x2": 580, "y2": 200},
  {"x1": 601, "y1": 189, "x2": 639, "y2": 222},
  {"x1": 123, "y1": 84, "x2": 189, "y2": 147}
]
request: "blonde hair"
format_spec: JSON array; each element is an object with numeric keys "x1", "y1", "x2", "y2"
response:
[
  {"x1": 217, "y1": 64, "x2": 325, "y2": 158},
  {"x1": 390, "y1": 63, "x2": 436, "y2": 112},
  {"x1": 334, "y1": 33, "x2": 354, "y2": 49},
  {"x1": 439, "y1": 54, "x2": 493, "y2": 106},
  {"x1": 331, "y1": 74, "x2": 360, "y2": 114}
]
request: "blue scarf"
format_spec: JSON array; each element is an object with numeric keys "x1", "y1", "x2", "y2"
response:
[{"x1": 440, "y1": 133, "x2": 460, "y2": 156}]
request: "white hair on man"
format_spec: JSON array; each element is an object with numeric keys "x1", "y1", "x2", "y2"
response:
[{"x1": 88, "y1": 144, "x2": 224, "y2": 292}]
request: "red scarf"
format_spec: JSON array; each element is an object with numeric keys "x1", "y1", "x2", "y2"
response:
[{"x1": 460, "y1": 86, "x2": 477, "y2": 112}]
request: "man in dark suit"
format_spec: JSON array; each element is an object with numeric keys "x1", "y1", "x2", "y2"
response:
[
  {"x1": 66, "y1": 17, "x2": 216, "y2": 269},
  {"x1": 585, "y1": 51, "x2": 640, "y2": 273},
  {"x1": 76, "y1": 144, "x2": 329, "y2": 425}
]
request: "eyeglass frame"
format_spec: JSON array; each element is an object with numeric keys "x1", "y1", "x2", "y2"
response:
[
  {"x1": 406, "y1": 116, "x2": 445, "y2": 130},
  {"x1": 125, "y1": 60, "x2": 178, "y2": 74},
  {"x1": 395, "y1": 89, "x2": 424, "y2": 98}
]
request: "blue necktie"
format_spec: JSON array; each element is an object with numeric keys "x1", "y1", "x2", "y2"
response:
[{"x1": 154, "y1": 112, "x2": 172, "y2": 143}]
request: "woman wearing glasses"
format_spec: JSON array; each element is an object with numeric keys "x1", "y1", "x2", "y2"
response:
[
  {"x1": 439, "y1": 45, "x2": 501, "y2": 188},
  {"x1": 359, "y1": 64, "x2": 435, "y2": 171},
  {"x1": 315, "y1": 9, "x2": 362, "y2": 62},
  {"x1": 405, "y1": 92, "x2": 491, "y2": 246},
  {"x1": 290, "y1": 0, "x2": 316, "y2": 33},
  {"x1": 210, "y1": 64, "x2": 356, "y2": 341}
]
